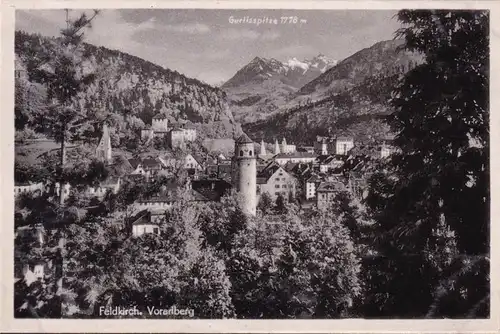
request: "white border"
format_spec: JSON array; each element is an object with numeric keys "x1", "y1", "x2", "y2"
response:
[{"x1": 1, "y1": 1, "x2": 499, "y2": 333}]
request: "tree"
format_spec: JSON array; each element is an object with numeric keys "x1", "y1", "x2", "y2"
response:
[
  {"x1": 30, "y1": 10, "x2": 101, "y2": 204},
  {"x1": 257, "y1": 192, "x2": 273, "y2": 216},
  {"x1": 364, "y1": 10, "x2": 489, "y2": 317}
]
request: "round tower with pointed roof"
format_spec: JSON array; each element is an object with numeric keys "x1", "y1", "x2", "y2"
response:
[{"x1": 233, "y1": 133, "x2": 257, "y2": 216}]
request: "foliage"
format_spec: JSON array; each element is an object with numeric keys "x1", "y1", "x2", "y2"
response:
[{"x1": 363, "y1": 9, "x2": 489, "y2": 318}]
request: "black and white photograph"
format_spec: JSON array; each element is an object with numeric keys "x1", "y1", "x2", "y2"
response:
[{"x1": 6, "y1": 1, "x2": 493, "y2": 329}]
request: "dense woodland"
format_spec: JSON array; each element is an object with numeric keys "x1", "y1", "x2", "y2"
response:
[{"x1": 14, "y1": 10, "x2": 490, "y2": 319}]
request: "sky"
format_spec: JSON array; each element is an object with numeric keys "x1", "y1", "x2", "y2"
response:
[{"x1": 15, "y1": 9, "x2": 402, "y2": 85}]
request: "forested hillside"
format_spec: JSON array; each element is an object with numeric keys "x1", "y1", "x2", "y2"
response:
[{"x1": 15, "y1": 30, "x2": 238, "y2": 144}]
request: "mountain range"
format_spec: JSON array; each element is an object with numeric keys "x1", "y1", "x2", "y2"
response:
[
  {"x1": 242, "y1": 39, "x2": 424, "y2": 145},
  {"x1": 15, "y1": 30, "x2": 424, "y2": 152},
  {"x1": 221, "y1": 55, "x2": 337, "y2": 124}
]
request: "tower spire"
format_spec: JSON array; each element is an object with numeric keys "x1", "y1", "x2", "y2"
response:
[
  {"x1": 260, "y1": 139, "x2": 267, "y2": 156},
  {"x1": 274, "y1": 138, "x2": 281, "y2": 155}
]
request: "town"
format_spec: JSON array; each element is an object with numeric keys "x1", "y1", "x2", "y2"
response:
[{"x1": 11, "y1": 7, "x2": 489, "y2": 323}]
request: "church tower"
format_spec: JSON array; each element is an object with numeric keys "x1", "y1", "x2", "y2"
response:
[
  {"x1": 233, "y1": 134, "x2": 257, "y2": 216},
  {"x1": 281, "y1": 137, "x2": 287, "y2": 153},
  {"x1": 96, "y1": 123, "x2": 112, "y2": 165},
  {"x1": 260, "y1": 139, "x2": 267, "y2": 156},
  {"x1": 274, "y1": 138, "x2": 281, "y2": 155}
]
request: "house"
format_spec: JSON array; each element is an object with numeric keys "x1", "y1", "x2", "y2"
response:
[
  {"x1": 305, "y1": 174, "x2": 322, "y2": 200},
  {"x1": 335, "y1": 136, "x2": 354, "y2": 155},
  {"x1": 256, "y1": 161, "x2": 299, "y2": 200},
  {"x1": 274, "y1": 152, "x2": 318, "y2": 165},
  {"x1": 316, "y1": 155, "x2": 346, "y2": 173},
  {"x1": 279, "y1": 137, "x2": 296, "y2": 154},
  {"x1": 14, "y1": 181, "x2": 44, "y2": 197},
  {"x1": 131, "y1": 209, "x2": 163, "y2": 237},
  {"x1": 184, "y1": 154, "x2": 204, "y2": 171},
  {"x1": 15, "y1": 54, "x2": 28, "y2": 81},
  {"x1": 316, "y1": 181, "x2": 346, "y2": 210},
  {"x1": 298, "y1": 146, "x2": 315, "y2": 154},
  {"x1": 86, "y1": 177, "x2": 122, "y2": 199},
  {"x1": 129, "y1": 157, "x2": 164, "y2": 176}
]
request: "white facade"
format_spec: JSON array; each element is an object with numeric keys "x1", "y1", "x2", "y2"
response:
[
  {"x1": 381, "y1": 144, "x2": 394, "y2": 158},
  {"x1": 184, "y1": 154, "x2": 203, "y2": 170},
  {"x1": 335, "y1": 138, "x2": 354, "y2": 155},
  {"x1": 275, "y1": 155, "x2": 317, "y2": 165},
  {"x1": 152, "y1": 117, "x2": 169, "y2": 132},
  {"x1": 14, "y1": 182, "x2": 44, "y2": 196},
  {"x1": 132, "y1": 223, "x2": 161, "y2": 237},
  {"x1": 306, "y1": 181, "x2": 317, "y2": 199}
]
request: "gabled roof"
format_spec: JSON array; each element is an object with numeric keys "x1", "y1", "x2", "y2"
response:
[
  {"x1": 236, "y1": 133, "x2": 253, "y2": 144},
  {"x1": 317, "y1": 181, "x2": 345, "y2": 192},
  {"x1": 152, "y1": 114, "x2": 168, "y2": 120},
  {"x1": 274, "y1": 152, "x2": 317, "y2": 159},
  {"x1": 336, "y1": 136, "x2": 354, "y2": 142},
  {"x1": 184, "y1": 123, "x2": 197, "y2": 129},
  {"x1": 128, "y1": 158, "x2": 142, "y2": 169}
]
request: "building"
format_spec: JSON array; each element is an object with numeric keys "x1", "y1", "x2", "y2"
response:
[
  {"x1": 274, "y1": 138, "x2": 281, "y2": 155},
  {"x1": 316, "y1": 181, "x2": 346, "y2": 210},
  {"x1": 152, "y1": 114, "x2": 169, "y2": 133},
  {"x1": 86, "y1": 177, "x2": 122, "y2": 199},
  {"x1": 15, "y1": 54, "x2": 28, "y2": 81},
  {"x1": 260, "y1": 139, "x2": 267, "y2": 156},
  {"x1": 314, "y1": 138, "x2": 329, "y2": 155},
  {"x1": 317, "y1": 155, "x2": 346, "y2": 173},
  {"x1": 305, "y1": 174, "x2": 322, "y2": 200},
  {"x1": 182, "y1": 123, "x2": 197, "y2": 141},
  {"x1": 232, "y1": 134, "x2": 257, "y2": 216},
  {"x1": 280, "y1": 137, "x2": 297, "y2": 154},
  {"x1": 14, "y1": 181, "x2": 45, "y2": 197},
  {"x1": 335, "y1": 137, "x2": 354, "y2": 155},
  {"x1": 274, "y1": 152, "x2": 318, "y2": 165},
  {"x1": 131, "y1": 210, "x2": 163, "y2": 237},
  {"x1": 129, "y1": 157, "x2": 164, "y2": 177},
  {"x1": 168, "y1": 128, "x2": 186, "y2": 149},
  {"x1": 184, "y1": 154, "x2": 204, "y2": 171},
  {"x1": 256, "y1": 161, "x2": 298, "y2": 200},
  {"x1": 96, "y1": 124, "x2": 113, "y2": 165}
]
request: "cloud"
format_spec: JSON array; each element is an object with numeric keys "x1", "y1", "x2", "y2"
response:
[
  {"x1": 261, "y1": 31, "x2": 281, "y2": 41},
  {"x1": 162, "y1": 23, "x2": 211, "y2": 34},
  {"x1": 219, "y1": 28, "x2": 280, "y2": 41}
]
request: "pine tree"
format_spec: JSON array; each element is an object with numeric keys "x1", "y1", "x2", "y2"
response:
[{"x1": 30, "y1": 10, "x2": 101, "y2": 204}]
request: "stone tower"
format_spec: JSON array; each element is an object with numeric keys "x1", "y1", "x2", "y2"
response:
[
  {"x1": 274, "y1": 138, "x2": 281, "y2": 155},
  {"x1": 233, "y1": 134, "x2": 257, "y2": 216},
  {"x1": 152, "y1": 114, "x2": 169, "y2": 132},
  {"x1": 260, "y1": 139, "x2": 267, "y2": 156},
  {"x1": 96, "y1": 123, "x2": 112, "y2": 165}
]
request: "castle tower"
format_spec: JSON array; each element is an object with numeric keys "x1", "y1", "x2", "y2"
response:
[
  {"x1": 274, "y1": 138, "x2": 281, "y2": 155},
  {"x1": 96, "y1": 123, "x2": 112, "y2": 165},
  {"x1": 260, "y1": 139, "x2": 267, "y2": 156},
  {"x1": 320, "y1": 138, "x2": 328, "y2": 155},
  {"x1": 233, "y1": 134, "x2": 257, "y2": 216},
  {"x1": 152, "y1": 114, "x2": 169, "y2": 132}
]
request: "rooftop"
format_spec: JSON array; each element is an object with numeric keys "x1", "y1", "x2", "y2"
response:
[
  {"x1": 152, "y1": 114, "x2": 168, "y2": 120},
  {"x1": 275, "y1": 152, "x2": 318, "y2": 159},
  {"x1": 236, "y1": 133, "x2": 253, "y2": 144},
  {"x1": 317, "y1": 181, "x2": 346, "y2": 192}
]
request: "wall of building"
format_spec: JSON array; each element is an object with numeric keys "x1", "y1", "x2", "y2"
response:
[{"x1": 132, "y1": 224, "x2": 161, "y2": 237}]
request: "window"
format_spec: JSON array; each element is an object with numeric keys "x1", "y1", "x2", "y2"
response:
[
  {"x1": 282, "y1": 185, "x2": 287, "y2": 189},
  {"x1": 240, "y1": 150, "x2": 243, "y2": 157},
  {"x1": 275, "y1": 185, "x2": 280, "y2": 188},
  {"x1": 249, "y1": 150, "x2": 253, "y2": 156},
  {"x1": 275, "y1": 191, "x2": 280, "y2": 196},
  {"x1": 143, "y1": 227, "x2": 147, "y2": 234},
  {"x1": 153, "y1": 228, "x2": 159, "y2": 235}
]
